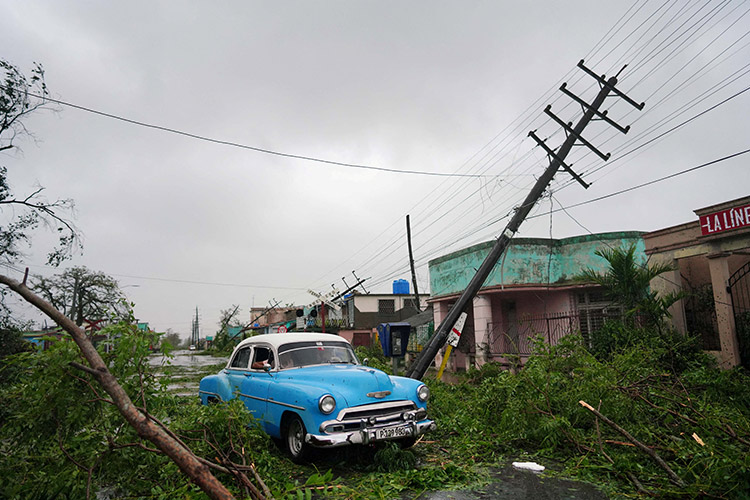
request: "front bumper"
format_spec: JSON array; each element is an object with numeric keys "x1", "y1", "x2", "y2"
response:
[{"x1": 305, "y1": 419, "x2": 437, "y2": 448}]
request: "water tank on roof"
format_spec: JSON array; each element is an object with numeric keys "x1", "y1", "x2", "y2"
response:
[{"x1": 392, "y1": 279, "x2": 410, "y2": 295}]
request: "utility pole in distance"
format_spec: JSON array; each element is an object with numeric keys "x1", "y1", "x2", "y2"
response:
[
  {"x1": 407, "y1": 60, "x2": 644, "y2": 380},
  {"x1": 406, "y1": 215, "x2": 422, "y2": 312}
]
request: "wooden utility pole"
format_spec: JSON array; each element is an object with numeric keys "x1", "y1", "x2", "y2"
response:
[
  {"x1": 407, "y1": 60, "x2": 644, "y2": 380},
  {"x1": 406, "y1": 215, "x2": 422, "y2": 312}
]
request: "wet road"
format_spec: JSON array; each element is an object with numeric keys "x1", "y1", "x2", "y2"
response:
[
  {"x1": 419, "y1": 465, "x2": 607, "y2": 500},
  {"x1": 149, "y1": 349, "x2": 228, "y2": 396}
]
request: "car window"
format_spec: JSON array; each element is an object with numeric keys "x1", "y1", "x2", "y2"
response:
[
  {"x1": 250, "y1": 346, "x2": 274, "y2": 370},
  {"x1": 229, "y1": 347, "x2": 251, "y2": 369},
  {"x1": 278, "y1": 341, "x2": 357, "y2": 369}
]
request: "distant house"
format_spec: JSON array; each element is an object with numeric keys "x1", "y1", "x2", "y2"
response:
[
  {"x1": 21, "y1": 327, "x2": 65, "y2": 350},
  {"x1": 247, "y1": 307, "x2": 304, "y2": 334},
  {"x1": 427, "y1": 232, "x2": 646, "y2": 372},
  {"x1": 338, "y1": 285, "x2": 430, "y2": 348},
  {"x1": 227, "y1": 326, "x2": 245, "y2": 340}
]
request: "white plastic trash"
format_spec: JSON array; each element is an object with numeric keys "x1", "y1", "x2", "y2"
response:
[{"x1": 512, "y1": 461, "x2": 545, "y2": 472}]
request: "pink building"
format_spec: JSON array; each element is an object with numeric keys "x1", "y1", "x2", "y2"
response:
[{"x1": 428, "y1": 232, "x2": 646, "y2": 372}]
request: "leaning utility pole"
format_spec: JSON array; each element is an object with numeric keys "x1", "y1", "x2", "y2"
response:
[{"x1": 407, "y1": 60, "x2": 644, "y2": 380}]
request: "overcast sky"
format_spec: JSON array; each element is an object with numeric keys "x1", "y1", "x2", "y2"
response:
[{"x1": 2, "y1": 1, "x2": 749, "y2": 338}]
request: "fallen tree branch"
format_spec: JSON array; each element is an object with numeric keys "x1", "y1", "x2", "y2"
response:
[
  {"x1": 249, "y1": 463, "x2": 273, "y2": 500},
  {"x1": 724, "y1": 424, "x2": 750, "y2": 447},
  {"x1": 579, "y1": 400, "x2": 685, "y2": 487},
  {"x1": 0, "y1": 274, "x2": 236, "y2": 500},
  {"x1": 628, "y1": 387, "x2": 750, "y2": 448},
  {"x1": 595, "y1": 401, "x2": 649, "y2": 495},
  {"x1": 69, "y1": 360, "x2": 101, "y2": 377}
]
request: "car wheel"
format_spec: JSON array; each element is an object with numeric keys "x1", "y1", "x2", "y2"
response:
[{"x1": 284, "y1": 415, "x2": 309, "y2": 461}]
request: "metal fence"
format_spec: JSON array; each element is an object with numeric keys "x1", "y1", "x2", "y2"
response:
[{"x1": 487, "y1": 311, "x2": 582, "y2": 355}]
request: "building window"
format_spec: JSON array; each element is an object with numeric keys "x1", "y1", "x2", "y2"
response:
[
  {"x1": 576, "y1": 291, "x2": 618, "y2": 342},
  {"x1": 378, "y1": 299, "x2": 395, "y2": 316},
  {"x1": 404, "y1": 298, "x2": 418, "y2": 310}
]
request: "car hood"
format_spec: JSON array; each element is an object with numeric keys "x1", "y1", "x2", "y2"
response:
[{"x1": 275, "y1": 364, "x2": 404, "y2": 407}]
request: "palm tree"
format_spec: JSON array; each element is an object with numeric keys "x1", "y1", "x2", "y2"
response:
[{"x1": 578, "y1": 243, "x2": 680, "y2": 329}]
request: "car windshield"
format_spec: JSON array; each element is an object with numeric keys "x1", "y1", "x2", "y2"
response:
[{"x1": 277, "y1": 341, "x2": 358, "y2": 369}]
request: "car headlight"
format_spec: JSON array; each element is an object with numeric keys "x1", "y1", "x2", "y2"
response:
[
  {"x1": 417, "y1": 384, "x2": 430, "y2": 402},
  {"x1": 318, "y1": 394, "x2": 336, "y2": 414}
]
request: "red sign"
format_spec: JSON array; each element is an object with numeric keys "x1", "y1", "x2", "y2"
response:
[
  {"x1": 700, "y1": 202, "x2": 750, "y2": 236},
  {"x1": 277, "y1": 325, "x2": 287, "y2": 333}
]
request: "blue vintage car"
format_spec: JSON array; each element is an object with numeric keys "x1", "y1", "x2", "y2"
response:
[{"x1": 199, "y1": 333, "x2": 435, "y2": 460}]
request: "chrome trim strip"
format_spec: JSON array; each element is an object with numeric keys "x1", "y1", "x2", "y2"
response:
[
  {"x1": 237, "y1": 393, "x2": 305, "y2": 411},
  {"x1": 199, "y1": 390, "x2": 221, "y2": 398},
  {"x1": 238, "y1": 392, "x2": 266, "y2": 402},
  {"x1": 270, "y1": 399, "x2": 306, "y2": 411},
  {"x1": 367, "y1": 390, "x2": 391, "y2": 399}
]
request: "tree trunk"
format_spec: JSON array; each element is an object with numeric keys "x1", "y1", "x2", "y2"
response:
[{"x1": 0, "y1": 274, "x2": 236, "y2": 500}]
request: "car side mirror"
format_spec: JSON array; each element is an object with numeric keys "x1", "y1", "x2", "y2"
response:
[
  {"x1": 263, "y1": 363, "x2": 272, "y2": 372},
  {"x1": 362, "y1": 358, "x2": 369, "y2": 366}
]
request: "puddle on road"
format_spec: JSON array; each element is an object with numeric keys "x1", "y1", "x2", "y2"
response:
[
  {"x1": 149, "y1": 350, "x2": 228, "y2": 397},
  {"x1": 149, "y1": 349, "x2": 228, "y2": 368}
]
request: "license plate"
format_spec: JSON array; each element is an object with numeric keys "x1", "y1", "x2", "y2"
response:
[{"x1": 375, "y1": 425, "x2": 411, "y2": 440}]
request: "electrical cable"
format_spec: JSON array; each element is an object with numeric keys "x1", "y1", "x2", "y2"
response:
[{"x1": 0, "y1": 83, "x2": 499, "y2": 179}]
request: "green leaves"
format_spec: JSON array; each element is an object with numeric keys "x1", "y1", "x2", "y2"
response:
[
  {"x1": 577, "y1": 243, "x2": 680, "y2": 330},
  {"x1": 2, "y1": 315, "x2": 747, "y2": 498},
  {"x1": 427, "y1": 335, "x2": 750, "y2": 497}
]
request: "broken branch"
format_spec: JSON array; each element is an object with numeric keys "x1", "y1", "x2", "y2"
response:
[
  {"x1": 0, "y1": 273, "x2": 237, "y2": 500},
  {"x1": 579, "y1": 400, "x2": 685, "y2": 487}
]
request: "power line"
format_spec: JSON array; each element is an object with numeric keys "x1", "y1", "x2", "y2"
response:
[
  {"x1": 537, "y1": 147, "x2": 750, "y2": 218},
  {"x1": 0, "y1": 84, "x2": 496, "y2": 179},
  {"x1": 15, "y1": 263, "x2": 308, "y2": 291},
  {"x1": 550, "y1": 192, "x2": 737, "y2": 309}
]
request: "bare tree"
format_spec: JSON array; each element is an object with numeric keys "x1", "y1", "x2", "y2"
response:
[
  {"x1": 33, "y1": 266, "x2": 128, "y2": 326},
  {"x1": 0, "y1": 273, "x2": 242, "y2": 500},
  {"x1": 0, "y1": 59, "x2": 79, "y2": 267}
]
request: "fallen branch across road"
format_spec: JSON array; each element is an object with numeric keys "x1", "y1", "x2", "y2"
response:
[{"x1": 579, "y1": 399, "x2": 685, "y2": 487}]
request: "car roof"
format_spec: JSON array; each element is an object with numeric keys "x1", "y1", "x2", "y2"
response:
[{"x1": 234, "y1": 332, "x2": 351, "y2": 350}]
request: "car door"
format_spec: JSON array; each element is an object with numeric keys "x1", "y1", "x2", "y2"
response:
[
  {"x1": 226, "y1": 346, "x2": 252, "y2": 397},
  {"x1": 238, "y1": 345, "x2": 275, "y2": 424}
]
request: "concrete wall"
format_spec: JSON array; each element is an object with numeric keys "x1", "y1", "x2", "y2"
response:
[
  {"x1": 429, "y1": 232, "x2": 645, "y2": 298},
  {"x1": 343, "y1": 294, "x2": 430, "y2": 330}
]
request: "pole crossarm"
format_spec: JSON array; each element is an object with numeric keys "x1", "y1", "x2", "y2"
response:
[
  {"x1": 559, "y1": 83, "x2": 630, "y2": 134},
  {"x1": 331, "y1": 277, "x2": 369, "y2": 302},
  {"x1": 528, "y1": 131, "x2": 590, "y2": 189},
  {"x1": 406, "y1": 62, "x2": 643, "y2": 380},
  {"x1": 544, "y1": 105, "x2": 611, "y2": 161},
  {"x1": 577, "y1": 59, "x2": 645, "y2": 110},
  {"x1": 352, "y1": 270, "x2": 368, "y2": 293}
]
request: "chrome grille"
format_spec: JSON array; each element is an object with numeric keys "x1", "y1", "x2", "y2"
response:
[{"x1": 337, "y1": 401, "x2": 416, "y2": 421}]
